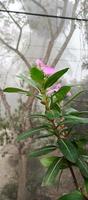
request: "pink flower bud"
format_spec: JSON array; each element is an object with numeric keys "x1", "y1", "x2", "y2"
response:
[
  {"x1": 47, "y1": 83, "x2": 62, "y2": 96},
  {"x1": 67, "y1": 92, "x2": 72, "y2": 97},
  {"x1": 35, "y1": 59, "x2": 45, "y2": 68},
  {"x1": 35, "y1": 59, "x2": 56, "y2": 76},
  {"x1": 43, "y1": 66, "x2": 56, "y2": 76}
]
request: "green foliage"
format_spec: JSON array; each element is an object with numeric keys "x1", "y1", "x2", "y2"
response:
[
  {"x1": 44, "y1": 68, "x2": 69, "y2": 89},
  {"x1": 52, "y1": 86, "x2": 71, "y2": 104},
  {"x1": 45, "y1": 110, "x2": 61, "y2": 120},
  {"x1": 58, "y1": 190, "x2": 83, "y2": 200},
  {"x1": 29, "y1": 145, "x2": 56, "y2": 157},
  {"x1": 42, "y1": 157, "x2": 63, "y2": 186},
  {"x1": 30, "y1": 66, "x2": 44, "y2": 85},
  {"x1": 64, "y1": 115, "x2": 88, "y2": 124},
  {"x1": 76, "y1": 157, "x2": 88, "y2": 178},
  {"x1": 17, "y1": 125, "x2": 49, "y2": 141},
  {"x1": 40, "y1": 156, "x2": 59, "y2": 167},
  {"x1": 65, "y1": 108, "x2": 88, "y2": 116},
  {"x1": 57, "y1": 139, "x2": 78, "y2": 163},
  {"x1": 3, "y1": 62, "x2": 88, "y2": 199},
  {"x1": 3, "y1": 87, "x2": 30, "y2": 94}
]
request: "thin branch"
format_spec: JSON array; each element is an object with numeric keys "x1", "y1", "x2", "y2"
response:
[
  {"x1": 51, "y1": 25, "x2": 75, "y2": 66},
  {"x1": 17, "y1": 50, "x2": 30, "y2": 68},
  {"x1": 19, "y1": 88, "x2": 37, "y2": 131},
  {"x1": 0, "y1": 88, "x2": 12, "y2": 119},
  {"x1": 43, "y1": 0, "x2": 68, "y2": 64},
  {"x1": 0, "y1": 2, "x2": 21, "y2": 29},
  {"x1": 0, "y1": 88, "x2": 16, "y2": 134},
  {"x1": 16, "y1": 27, "x2": 22, "y2": 50},
  {"x1": 0, "y1": 1, "x2": 30, "y2": 68},
  {"x1": 32, "y1": 0, "x2": 53, "y2": 37},
  {"x1": 3, "y1": 67, "x2": 12, "y2": 88},
  {"x1": 51, "y1": 0, "x2": 79, "y2": 67},
  {"x1": 0, "y1": 1, "x2": 23, "y2": 50},
  {"x1": 0, "y1": 37, "x2": 30, "y2": 69},
  {"x1": 69, "y1": 166, "x2": 79, "y2": 190}
]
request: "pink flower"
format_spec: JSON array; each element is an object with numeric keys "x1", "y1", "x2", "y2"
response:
[
  {"x1": 47, "y1": 83, "x2": 62, "y2": 96},
  {"x1": 54, "y1": 83, "x2": 62, "y2": 91},
  {"x1": 43, "y1": 66, "x2": 56, "y2": 76},
  {"x1": 35, "y1": 59, "x2": 56, "y2": 76},
  {"x1": 46, "y1": 88, "x2": 55, "y2": 96},
  {"x1": 35, "y1": 59, "x2": 45, "y2": 68},
  {"x1": 67, "y1": 92, "x2": 72, "y2": 97}
]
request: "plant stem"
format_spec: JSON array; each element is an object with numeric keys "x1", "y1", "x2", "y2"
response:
[
  {"x1": 69, "y1": 166, "x2": 79, "y2": 190},
  {"x1": 50, "y1": 119, "x2": 59, "y2": 138}
]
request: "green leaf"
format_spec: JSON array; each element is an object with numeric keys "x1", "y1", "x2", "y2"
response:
[
  {"x1": 17, "y1": 125, "x2": 48, "y2": 141},
  {"x1": 65, "y1": 115, "x2": 88, "y2": 124},
  {"x1": 45, "y1": 110, "x2": 61, "y2": 120},
  {"x1": 76, "y1": 157, "x2": 88, "y2": 178},
  {"x1": 53, "y1": 86, "x2": 71, "y2": 103},
  {"x1": 42, "y1": 157, "x2": 63, "y2": 185},
  {"x1": 65, "y1": 108, "x2": 88, "y2": 117},
  {"x1": 29, "y1": 145, "x2": 57, "y2": 157},
  {"x1": 3, "y1": 87, "x2": 30, "y2": 94},
  {"x1": 50, "y1": 103, "x2": 61, "y2": 112},
  {"x1": 58, "y1": 190, "x2": 83, "y2": 200},
  {"x1": 18, "y1": 74, "x2": 38, "y2": 90},
  {"x1": 57, "y1": 139, "x2": 78, "y2": 163},
  {"x1": 29, "y1": 113, "x2": 47, "y2": 119},
  {"x1": 40, "y1": 156, "x2": 68, "y2": 169},
  {"x1": 35, "y1": 94, "x2": 42, "y2": 100},
  {"x1": 40, "y1": 156, "x2": 60, "y2": 167},
  {"x1": 44, "y1": 68, "x2": 69, "y2": 89},
  {"x1": 30, "y1": 66, "x2": 44, "y2": 84},
  {"x1": 35, "y1": 133, "x2": 53, "y2": 139},
  {"x1": 65, "y1": 108, "x2": 78, "y2": 115},
  {"x1": 70, "y1": 111, "x2": 88, "y2": 117}
]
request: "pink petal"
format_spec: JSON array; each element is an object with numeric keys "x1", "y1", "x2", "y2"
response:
[
  {"x1": 46, "y1": 89, "x2": 54, "y2": 96},
  {"x1": 67, "y1": 92, "x2": 72, "y2": 97},
  {"x1": 54, "y1": 83, "x2": 62, "y2": 91},
  {"x1": 35, "y1": 59, "x2": 45, "y2": 68},
  {"x1": 35, "y1": 59, "x2": 56, "y2": 76},
  {"x1": 43, "y1": 66, "x2": 56, "y2": 75},
  {"x1": 47, "y1": 83, "x2": 62, "y2": 96}
]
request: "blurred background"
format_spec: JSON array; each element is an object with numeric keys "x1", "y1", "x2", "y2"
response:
[{"x1": 0, "y1": 0, "x2": 88, "y2": 199}]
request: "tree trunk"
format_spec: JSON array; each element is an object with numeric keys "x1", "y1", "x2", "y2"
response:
[{"x1": 17, "y1": 154, "x2": 28, "y2": 200}]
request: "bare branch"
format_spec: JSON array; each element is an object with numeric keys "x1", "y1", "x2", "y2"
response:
[
  {"x1": 17, "y1": 50, "x2": 30, "y2": 68},
  {"x1": 0, "y1": 1, "x2": 23, "y2": 50},
  {"x1": 18, "y1": 88, "x2": 37, "y2": 131},
  {"x1": 0, "y1": 88, "x2": 12, "y2": 119},
  {"x1": 0, "y1": 88, "x2": 16, "y2": 134},
  {"x1": 16, "y1": 28, "x2": 22, "y2": 50},
  {"x1": 0, "y1": 37, "x2": 30, "y2": 69},
  {"x1": 0, "y1": 1, "x2": 30, "y2": 68},
  {"x1": 32, "y1": 0, "x2": 53, "y2": 37},
  {"x1": 51, "y1": 0, "x2": 79, "y2": 67},
  {"x1": 43, "y1": 0, "x2": 68, "y2": 64},
  {"x1": 0, "y1": 2, "x2": 21, "y2": 30},
  {"x1": 51, "y1": 25, "x2": 75, "y2": 67}
]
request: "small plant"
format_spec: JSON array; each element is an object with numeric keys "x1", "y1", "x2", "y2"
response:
[{"x1": 4, "y1": 59, "x2": 88, "y2": 199}]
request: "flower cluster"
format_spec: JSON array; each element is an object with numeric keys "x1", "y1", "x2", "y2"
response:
[
  {"x1": 36, "y1": 59, "x2": 71, "y2": 97},
  {"x1": 36, "y1": 59, "x2": 56, "y2": 76}
]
